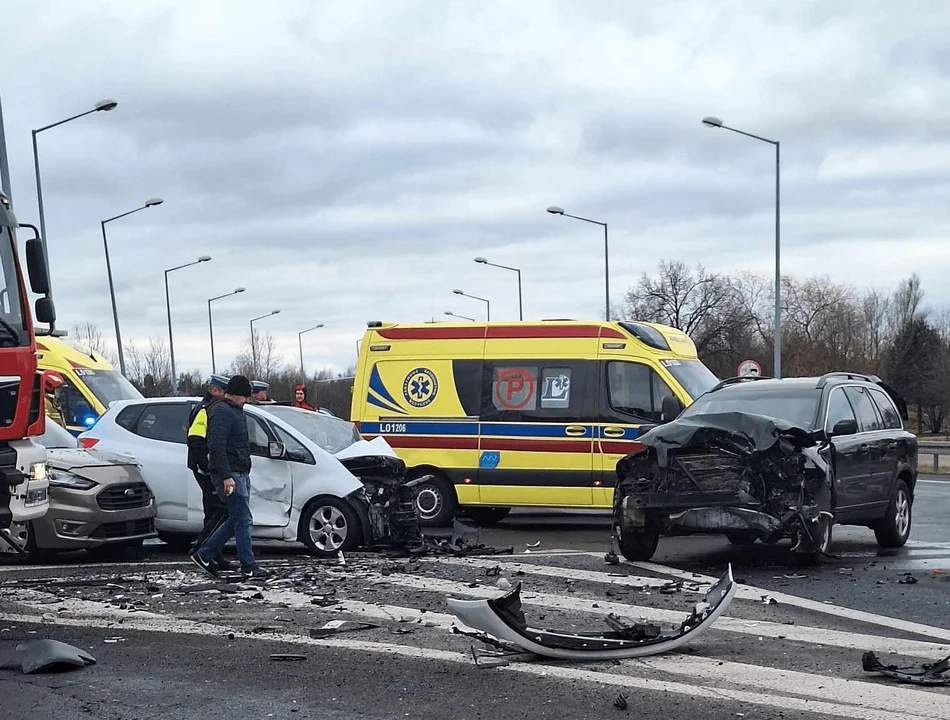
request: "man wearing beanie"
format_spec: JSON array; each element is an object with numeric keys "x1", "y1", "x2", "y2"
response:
[
  {"x1": 191, "y1": 374, "x2": 272, "y2": 579},
  {"x1": 186, "y1": 374, "x2": 233, "y2": 568}
]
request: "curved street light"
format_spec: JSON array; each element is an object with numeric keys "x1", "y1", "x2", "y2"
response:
[
  {"x1": 546, "y1": 205, "x2": 610, "y2": 321},
  {"x1": 298, "y1": 323, "x2": 325, "y2": 377},
  {"x1": 475, "y1": 257, "x2": 523, "y2": 320},
  {"x1": 165, "y1": 255, "x2": 212, "y2": 393},
  {"x1": 208, "y1": 287, "x2": 246, "y2": 374},
  {"x1": 702, "y1": 115, "x2": 781, "y2": 377},
  {"x1": 32, "y1": 98, "x2": 118, "y2": 312},
  {"x1": 101, "y1": 197, "x2": 164, "y2": 375},
  {"x1": 453, "y1": 289, "x2": 490, "y2": 321},
  {"x1": 250, "y1": 310, "x2": 280, "y2": 374}
]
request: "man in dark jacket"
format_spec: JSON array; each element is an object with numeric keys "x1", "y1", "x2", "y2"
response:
[
  {"x1": 186, "y1": 374, "x2": 232, "y2": 567},
  {"x1": 191, "y1": 375, "x2": 271, "y2": 579}
]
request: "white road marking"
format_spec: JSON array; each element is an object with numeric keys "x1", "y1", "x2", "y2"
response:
[
  {"x1": 380, "y1": 572, "x2": 950, "y2": 658},
  {"x1": 0, "y1": 607, "x2": 938, "y2": 720},
  {"x1": 622, "y1": 559, "x2": 950, "y2": 643}
]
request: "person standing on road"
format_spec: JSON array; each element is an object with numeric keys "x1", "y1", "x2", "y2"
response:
[
  {"x1": 293, "y1": 383, "x2": 316, "y2": 411},
  {"x1": 186, "y1": 374, "x2": 234, "y2": 569},
  {"x1": 191, "y1": 375, "x2": 272, "y2": 579}
]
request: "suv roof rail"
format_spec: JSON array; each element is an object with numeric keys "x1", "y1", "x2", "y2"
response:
[
  {"x1": 709, "y1": 375, "x2": 774, "y2": 392},
  {"x1": 816, "y1": 371, "x2": 881, "y2": 389}
]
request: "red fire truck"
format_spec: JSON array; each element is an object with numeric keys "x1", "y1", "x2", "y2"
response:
[{"x1": 0, "y1": 190, "x2": 57, "y2": 537}]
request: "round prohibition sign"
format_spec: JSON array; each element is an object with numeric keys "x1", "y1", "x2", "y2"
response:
[
  {"x1": 494, "y1": 368, "x2": 535, "y2": 410},
  {"x1": 737, "y1": 359, "x2": 762, "y2": 377}
]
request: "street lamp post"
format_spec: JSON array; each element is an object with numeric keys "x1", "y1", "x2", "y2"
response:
[
  {"x1": 33, "y1": 99, "x2": 118, "y2": 300},
  {"x1": 250, "y1": 310, "x2": 280, "y2": 375},
  {"x1": 298, "y1": 323, "x2": 324, "y2": 377},
  {"x1": 208, "y1": 287, "x2": 246, "y2": 374},
  {"x1": 165, "y1": 256, "x2": 212, "y2": 393},
  {"x1": 702, "y1": 115, "x2": 781, "y2": 378},
  {"x1": 101, "y1": 197, "x2": 164, "y2": 376},
  {"x1": 474, "y1": 257, "x2": 522, "y2": 320},
  {"x1": 444, "y1": 311, "x2": 474, "y2": 322},
  {"x1": 546, "y1": 206, "x2": 610, "y2": 321},
  {"x1": 452, "y1": 289, "x2": 490, "y2": 321}
]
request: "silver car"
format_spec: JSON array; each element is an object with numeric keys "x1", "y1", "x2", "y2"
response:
[{"x1": 0, "y1": 419, "x2": 156, "y2": 560}]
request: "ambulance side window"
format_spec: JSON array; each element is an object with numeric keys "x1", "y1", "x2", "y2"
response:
[
  {"x1": 452, "y1": 359, "x2": 482, "y2": 417},
  {"x1": 604, "y1": 361, "x2": 675, "y2": 423},
  {"x1": 480, "y1": 360, "x2": 590, "y2": 423}
]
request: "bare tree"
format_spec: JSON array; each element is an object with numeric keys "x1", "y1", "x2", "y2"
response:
[
  {"x1": 124, "y1": 336, "x2": 172, "y2": 396},
  {"x1": 232, "y1": 330, "x2": 286, "y2": 379},
  {"x1": 72, "y1": 322, "x2": 119, "y2": 366}
]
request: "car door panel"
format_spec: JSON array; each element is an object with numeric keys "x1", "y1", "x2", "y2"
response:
[
  {"x1": 843, "y1": 386, "x2": 889, "y2": 513},
  {"x1": 477, "y1": 360, "x2": 594, "y2": 507},
  {"x1": 822, "y1": 388, "x2": 867, "y2": 520},
  {"x1": 246, "y1": 414, "x2": 293, "y2": 528}
]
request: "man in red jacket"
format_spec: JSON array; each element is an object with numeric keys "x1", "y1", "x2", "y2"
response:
[{"x1": 293, "y1": 384, "x2": 316, "y2": 411}]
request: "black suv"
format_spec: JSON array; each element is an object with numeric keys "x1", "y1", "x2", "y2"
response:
[{"x1": 613, "y1": 372, "x2": 917, "y2": 562}]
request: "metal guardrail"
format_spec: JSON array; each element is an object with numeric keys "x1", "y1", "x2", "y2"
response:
[{"x1": 919, "y1": 441, "x2": 950, "y2": 468}]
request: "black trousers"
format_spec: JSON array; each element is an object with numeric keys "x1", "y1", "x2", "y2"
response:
[{"x1": 192, "y1": 470, "x2": 230, "y2": 553}]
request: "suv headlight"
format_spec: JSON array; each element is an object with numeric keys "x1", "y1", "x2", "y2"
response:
[{"x1": 30, "y1": 462, "x2": 47, "y2": 481}]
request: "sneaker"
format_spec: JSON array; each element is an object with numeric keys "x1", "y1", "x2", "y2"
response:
[
  {"x1": 216, "y1": 556, "x2": 236, "y2": 571},
  {"x1": 241, "y1": 564, "x2": 273, "y2": 579},
  {"x1": 189, "y1": 552, "x2": 219, "y2": 577}
]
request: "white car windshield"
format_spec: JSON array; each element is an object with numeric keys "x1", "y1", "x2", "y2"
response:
[
  {"x1": 260, "y1": 405, "x2": 362, "y2": 454},
  {"x1": 36, "y1": 418, "x2": 80, "y2": 449}
]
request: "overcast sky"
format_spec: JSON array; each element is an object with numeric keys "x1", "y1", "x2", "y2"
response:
[{"x1": 2, "y1": 0, "x2": 949, "y2": 377}]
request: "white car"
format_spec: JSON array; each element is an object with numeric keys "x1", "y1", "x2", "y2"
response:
[{"x1": 77, "y1": 398, "x2": 414, "y2": 557}]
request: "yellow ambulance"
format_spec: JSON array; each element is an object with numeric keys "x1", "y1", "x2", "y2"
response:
[
  {"x1": 351, "y1": 319, "x2": 721, "y2": 526},
  {"x1": 36, "y1": 335, "x2": 143, "y2": 435}
]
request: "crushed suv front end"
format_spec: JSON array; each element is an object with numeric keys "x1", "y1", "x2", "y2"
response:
[{"x1": 614, "y1": 412, "x2": 835, "y2": 560}]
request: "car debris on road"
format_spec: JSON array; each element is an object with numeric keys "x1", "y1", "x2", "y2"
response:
[
  {"x1": 862, "y1": 650, "x2": 950, "y2": 686},
  {"x1": 445, "y1": 564, "x2": 737, "y2": 661},
  {"x1": 0, "y1": 639, "x2": 96, "y2": 675}
]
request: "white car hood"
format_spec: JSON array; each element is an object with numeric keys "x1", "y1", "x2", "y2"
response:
[{"x1": 334, "y1": 436, "x2": 400, "y2": 461}]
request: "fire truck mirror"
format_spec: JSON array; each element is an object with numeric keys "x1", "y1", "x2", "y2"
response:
[
  {"x1": 35, "y1": 296, "x2": 56, "y2": 325},
  {"x1": 25, "y1": 237, "x2": 51, "y2": 296}
]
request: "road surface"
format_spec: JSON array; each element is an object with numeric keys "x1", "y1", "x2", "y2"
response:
[{"x1": 1, "y1": 476, "x2": 948, "y2": 719}]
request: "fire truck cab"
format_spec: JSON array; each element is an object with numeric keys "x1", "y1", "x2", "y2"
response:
[{"x1": 0, "y1": 191, "x2": 57, "y2": 532}]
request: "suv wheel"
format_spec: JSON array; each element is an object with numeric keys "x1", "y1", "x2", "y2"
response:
[
  {"x1": 615, "y1": 520, "x2": 659, "y2": 562},
  {"x1": 874, "y1": 479, "x2": 912, "y2": 548},
  {"x1": 726, "y1": 531, "x2": 758, "y2": 545}
]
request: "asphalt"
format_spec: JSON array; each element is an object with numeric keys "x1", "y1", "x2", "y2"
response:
[{"x1": 1, "y1": 475, "x2": 948, "y2": 720}]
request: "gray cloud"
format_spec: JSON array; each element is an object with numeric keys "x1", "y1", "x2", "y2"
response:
[{"x1": 3, "y1": 0, "x2": 950, "y2": 376}]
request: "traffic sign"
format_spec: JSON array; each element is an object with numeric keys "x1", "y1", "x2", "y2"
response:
[{"x1": 737, "y1": 359, "x2": 762, "y2": 377}]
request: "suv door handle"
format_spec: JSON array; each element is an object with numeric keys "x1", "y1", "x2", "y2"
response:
[
  {"x1": 565, "y1": 425, "x2": 588, "y2": 437},
  {"x1": 857, "y1": 444, "x2": 870, "y2": 455},
  {"x1": 603, "y1": 427, "x2": 626, "y2": 438},
  {"x1": 886, "y1": 441, "x2": 898, "y2": 451}
]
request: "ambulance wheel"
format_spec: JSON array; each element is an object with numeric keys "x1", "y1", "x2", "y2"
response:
[
  {"x1": 413, "y1": 472, "x2": 458, "y2": 527},
  {"x1": 463, "y1": 507, "x2": 511, "y2": 526}
]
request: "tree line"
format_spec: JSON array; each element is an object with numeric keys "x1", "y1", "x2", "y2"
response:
[
  {"x1": 67, "y1": 261, "x2": 948, "y2": 432},
  {"x1": 621, "y1": 261, "x2": 947, "y2": 435},
  {"x1": 70, "y1": 322, "x2": 356, "y2": 419}
]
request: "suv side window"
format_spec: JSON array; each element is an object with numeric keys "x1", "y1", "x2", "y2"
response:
[
  {"x1": 116, "y1": 404, "x2": 145, "y2": 432},
  {"x1": 868, "y1": 388, "x2": 902, "y2": 430},
  {"x1": 843, "y1": 386, "x2": 882, "y2": 432},
  {"x1": 825, "y1": 387, "x2": 857, "y2": 433},
  {"x1": 606, "y1": 361, "x2": 675, "y2": 423},
  {"x1": 134, "y1": 403, "x2": 191, "y2": 444}
]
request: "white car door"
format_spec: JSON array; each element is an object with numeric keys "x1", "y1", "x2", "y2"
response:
[{"x1": 245, "y1": 413, "x2": 293, "y2": 528}]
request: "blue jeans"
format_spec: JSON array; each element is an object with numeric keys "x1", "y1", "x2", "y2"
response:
[{"x1": 198, "y1": 473, "x2": 256, "y2": 568}]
